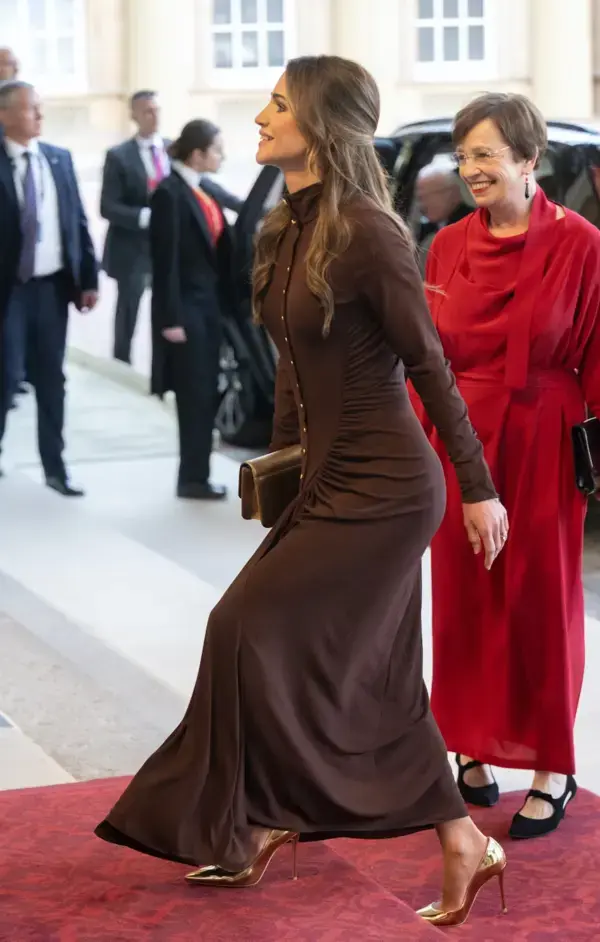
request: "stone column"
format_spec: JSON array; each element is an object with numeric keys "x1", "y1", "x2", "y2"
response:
[
  {"x1": 330, "y1": 0, "x2": 401, "y2": 134},
  {"x1": 531, "y1": 0, "x2": 593, "y2": 118},
  {"x1": 124, "y1": 0, "x2": 196, "y2": 137}
]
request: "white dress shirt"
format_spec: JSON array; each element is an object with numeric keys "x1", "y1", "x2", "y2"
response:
[
  {"x1": 5, "y1": 137, "x2": 63, "y2": 277},
  {"x1": 171, "y1": 160, "x2": 201, "y2": 191},
  {"x1": 137, "y1": 134, "x2": 170, "y2": 230}
]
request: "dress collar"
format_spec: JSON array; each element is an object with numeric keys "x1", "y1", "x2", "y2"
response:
[{"x1": 285, "y1": 182, "x2": 323, "y2": 224}]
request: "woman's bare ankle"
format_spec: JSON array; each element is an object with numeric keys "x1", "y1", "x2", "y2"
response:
[{"x1": 436, "y1": 818, "x2": 488, "y2": 910}]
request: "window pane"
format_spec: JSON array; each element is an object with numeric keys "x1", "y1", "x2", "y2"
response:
[
  {"x1": 418, "y1": 0, "x2": 433, "y2": 18},
  {"x1": 241, "y1": 30, "x2": 259, "y2": 67},
  {"x1": 443, "y1": 26, "x2": 459, "y2": 60},
  {"x1": 33, "y1": 36, "x2": 48, "y2": 72},
  {"x1": 0, "y1": 0, "x2": 19, "y2": 25},
  {"x1": 443, "y1": 0, "x2": 458, "y2": 17},
  {"x1": 57, "y1": 36, "x2": 75, "y2": 73},
  {"x1": 468, "y1": 24, "x2": 484, "y2": 59},
  {"x1": 468, "y1": 0, "x2": 484, "y2": 16},
  {"x1": 267, "y1": 29, "x2": 284, "y2": 66},
  {"x1": 241, "y1": 0, "x2": 257, "y2": 23},
  {"x1": 212, "y1": 0, "x2": 231, "y2": 25},
  {"x1": 267, "y1": 0, "x2": 283, "y2": 22},
  {"x1": 28, "y1": 0, "x2": 46, "y2": 29},
  {"x1": 213, "y1": 32, "x2": 233, "y2": 68},
  {"x1": 56, "y1": 0, "x2": 75, "y2": 32},
  {"x1": 417, "y1": 26, "x2": 434, "y2": 62}
]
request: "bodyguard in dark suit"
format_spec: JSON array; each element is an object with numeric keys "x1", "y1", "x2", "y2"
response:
[
  {"x1": 150, "y1": 120, "x2": 236, "y2": 500},
  {"x1": 100, "y1": 90, "x2": 170, "y2": 364},
  {"x1": 0, "y1": 81, "x2": 98, "y2": 495}
]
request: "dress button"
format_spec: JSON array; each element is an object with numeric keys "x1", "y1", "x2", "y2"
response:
[{"x1": 302, "y1": 447, "x2": 306, "y2": 455}]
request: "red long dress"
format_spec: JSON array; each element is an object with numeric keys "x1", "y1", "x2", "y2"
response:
[{"x1": 417, "y1": 188, "x2": 600, "y2": 774}]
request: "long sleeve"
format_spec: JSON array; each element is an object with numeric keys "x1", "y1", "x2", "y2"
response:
[
  {"x1": 149, "y1": 185, "x2": 182, "y2": 330},
  {"x1": 100, "y1": 150, "x2": 145, "y2": 231},
  {"x1": 269, "y1": 360, "x2": 300, "y2": 452},
  {"x1": 352, "y1": 210, "x2": 497, "y2": 503},
  {"x1": 201, "y1": 177, "x2": 244, "y2": 215},
  {"x1": 577, "y1": 244, "x2": 600, "y2": 418}
]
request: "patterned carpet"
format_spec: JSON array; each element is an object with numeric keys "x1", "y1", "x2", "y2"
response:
[{"x1": 0, "y1": 777, "x2": 598, "y2": 941}]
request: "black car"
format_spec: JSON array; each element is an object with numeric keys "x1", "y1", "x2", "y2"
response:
[{"x1": 217, "y1": 119, "x2": 600, "y2": 449}]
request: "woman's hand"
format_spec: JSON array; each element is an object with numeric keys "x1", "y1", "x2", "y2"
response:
[
  {"x1": 462, "y1": 499, "x2": 509, "y2": 570},
  {"x1": 162, "y1": 326, "x2": 187, "y2": 343}
]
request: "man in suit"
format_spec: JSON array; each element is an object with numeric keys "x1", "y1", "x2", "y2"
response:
[
  {"x1": 0, "y1": 81, "x2": 98, "y2": 495},
  {"x1": 100, "y1": 90, "x2": 170, "y2": 364}
]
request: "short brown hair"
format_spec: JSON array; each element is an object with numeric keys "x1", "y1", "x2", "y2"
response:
[{"x1": 453, "y1": 92, "x2": 547, "y2": 165}]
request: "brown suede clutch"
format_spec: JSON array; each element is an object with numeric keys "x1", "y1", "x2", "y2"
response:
[{"x1": 239, "y1": 444, "x2": 303, "y2": 527}]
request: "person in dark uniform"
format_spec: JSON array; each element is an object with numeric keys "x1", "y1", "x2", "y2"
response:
[
  {"x1": 0, "y1": 81, "x2": 98, "y2": 493},
  {"x1": 149, "y1": 119, "x2": 235, "y2": 500},
  {"x1": 100, "y1": 90, "x2": 170, "y2": 364}
]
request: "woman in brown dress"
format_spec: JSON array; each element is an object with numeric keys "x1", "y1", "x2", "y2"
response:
[{"x1": 95, "y1": 56, "x2": 509, "y2": 928}]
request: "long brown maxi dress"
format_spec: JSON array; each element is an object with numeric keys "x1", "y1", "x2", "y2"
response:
[{"x1": 95, "y1": 183, "x2": 497, "y2": 872}]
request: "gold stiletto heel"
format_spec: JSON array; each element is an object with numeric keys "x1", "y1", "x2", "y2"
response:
[
  {"x1": 185, "y1": 830, "x2": 300, "y2": 888},
  {"x1": 417, "y1": 836, "x2": 507, "y2": 928},
  {"x1": 498, "y1": 865, "x2": 508, "y2": 914}
]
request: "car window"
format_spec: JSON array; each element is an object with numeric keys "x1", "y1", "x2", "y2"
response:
[{"x1": 563, "y1": 166, "x2": 600, "y2": 228}]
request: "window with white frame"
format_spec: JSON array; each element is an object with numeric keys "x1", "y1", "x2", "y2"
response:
[
  {"x1": 210, "y1": 0, "x2": 294, "y2": 88},
  {"x1": 0, "y1": 0, "x2": 86, "y2": 95},
  {"x1": 414, "y1": 0, "x2": 496, "y2": 82}
]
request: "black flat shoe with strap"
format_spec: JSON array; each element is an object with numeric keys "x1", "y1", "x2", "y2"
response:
[
  {"x1": 509, "y1": 775, "x2": 577, "y2": 840},
  {"x1": 456, "y1": 754, "x2": 499, "y2": 808}
]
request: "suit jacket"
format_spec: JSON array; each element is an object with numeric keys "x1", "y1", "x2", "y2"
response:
[
  {"x1": 149, "y1": 170, "x2": 235, "y2": 396},
  {"x1": 100, "y1": 136, "x2": 170, "y2": 280},
  {"x1": 0, "y1": 140, "x2": 98, "y2": 318}
]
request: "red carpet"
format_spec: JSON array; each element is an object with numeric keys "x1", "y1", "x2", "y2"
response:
[{"x1": 0, "y1": 778, "x2": 598, "y2": 941}]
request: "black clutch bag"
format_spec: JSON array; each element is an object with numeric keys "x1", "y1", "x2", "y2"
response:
[{"x1": 572, "y1": 417, "x2": 600, "y2": 495}]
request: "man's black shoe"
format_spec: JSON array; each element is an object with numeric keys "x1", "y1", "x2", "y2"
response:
[
  {"x1": 177, "y1": 482, "x2": 227, "y2": 501},
  {"x1": 46, "y1": 477, "x2": 85, "y2": 497}
]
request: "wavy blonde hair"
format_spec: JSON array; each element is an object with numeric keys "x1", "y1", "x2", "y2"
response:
[{"x1": 252, "y1": 55, "x2": 412, "y2": 337}]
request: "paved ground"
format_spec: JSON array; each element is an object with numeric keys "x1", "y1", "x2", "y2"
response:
[{"x1": 3, "y1": 361, "x2": 600, "y2": 799}]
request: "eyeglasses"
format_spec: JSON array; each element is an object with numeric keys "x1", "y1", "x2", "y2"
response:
[{"x1": 452, "y1": 146, "x2": 511, "y2": 168}]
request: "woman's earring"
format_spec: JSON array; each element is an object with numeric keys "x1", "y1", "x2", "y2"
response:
[{"x1": 524, "y1": 175, "x2": 530, "y2": 199}]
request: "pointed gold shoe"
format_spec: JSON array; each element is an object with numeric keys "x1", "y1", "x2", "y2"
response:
[
  {"x1": 185, "y1": 829, "x2": 299, "y2": 888},
  {"x1": 417, "y1": 836, "x2": 507, "y2": 928}
]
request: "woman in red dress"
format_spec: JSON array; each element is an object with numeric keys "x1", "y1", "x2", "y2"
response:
[{"x1": 420, "y1": 93, "x2": 600, "y2": 839}]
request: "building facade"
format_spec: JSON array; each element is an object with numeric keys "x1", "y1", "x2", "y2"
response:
[{"x1": 1, "y1": 0, "x2": 599, "y2": 191}]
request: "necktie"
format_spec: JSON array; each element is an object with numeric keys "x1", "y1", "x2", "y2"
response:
[
  {"x1": 18, "y1": 151, "x2": 37, "y2": 283},
  {"x1": 149, "y1": 145, "x2": 164, "y2": 187}
]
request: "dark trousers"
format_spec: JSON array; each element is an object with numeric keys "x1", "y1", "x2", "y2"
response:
[
  {"x1": 0, "y1": 273, "x2": 69, "y2": 479},
  {"x1": 113, "y1": 271, "x2": 147, "y2": 363},
  {"x1": 171, "y1": 312, "x2": 222, "y2": 486}
]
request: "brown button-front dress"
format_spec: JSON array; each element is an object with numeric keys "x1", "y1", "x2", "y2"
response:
[{"x1": 95, "y1": 183, "x2": 497, "y2": 872}]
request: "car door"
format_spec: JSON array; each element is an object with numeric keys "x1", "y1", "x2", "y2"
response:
[{"x1": 216, "y1": 165, "x2": 283, "y2": 448}]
